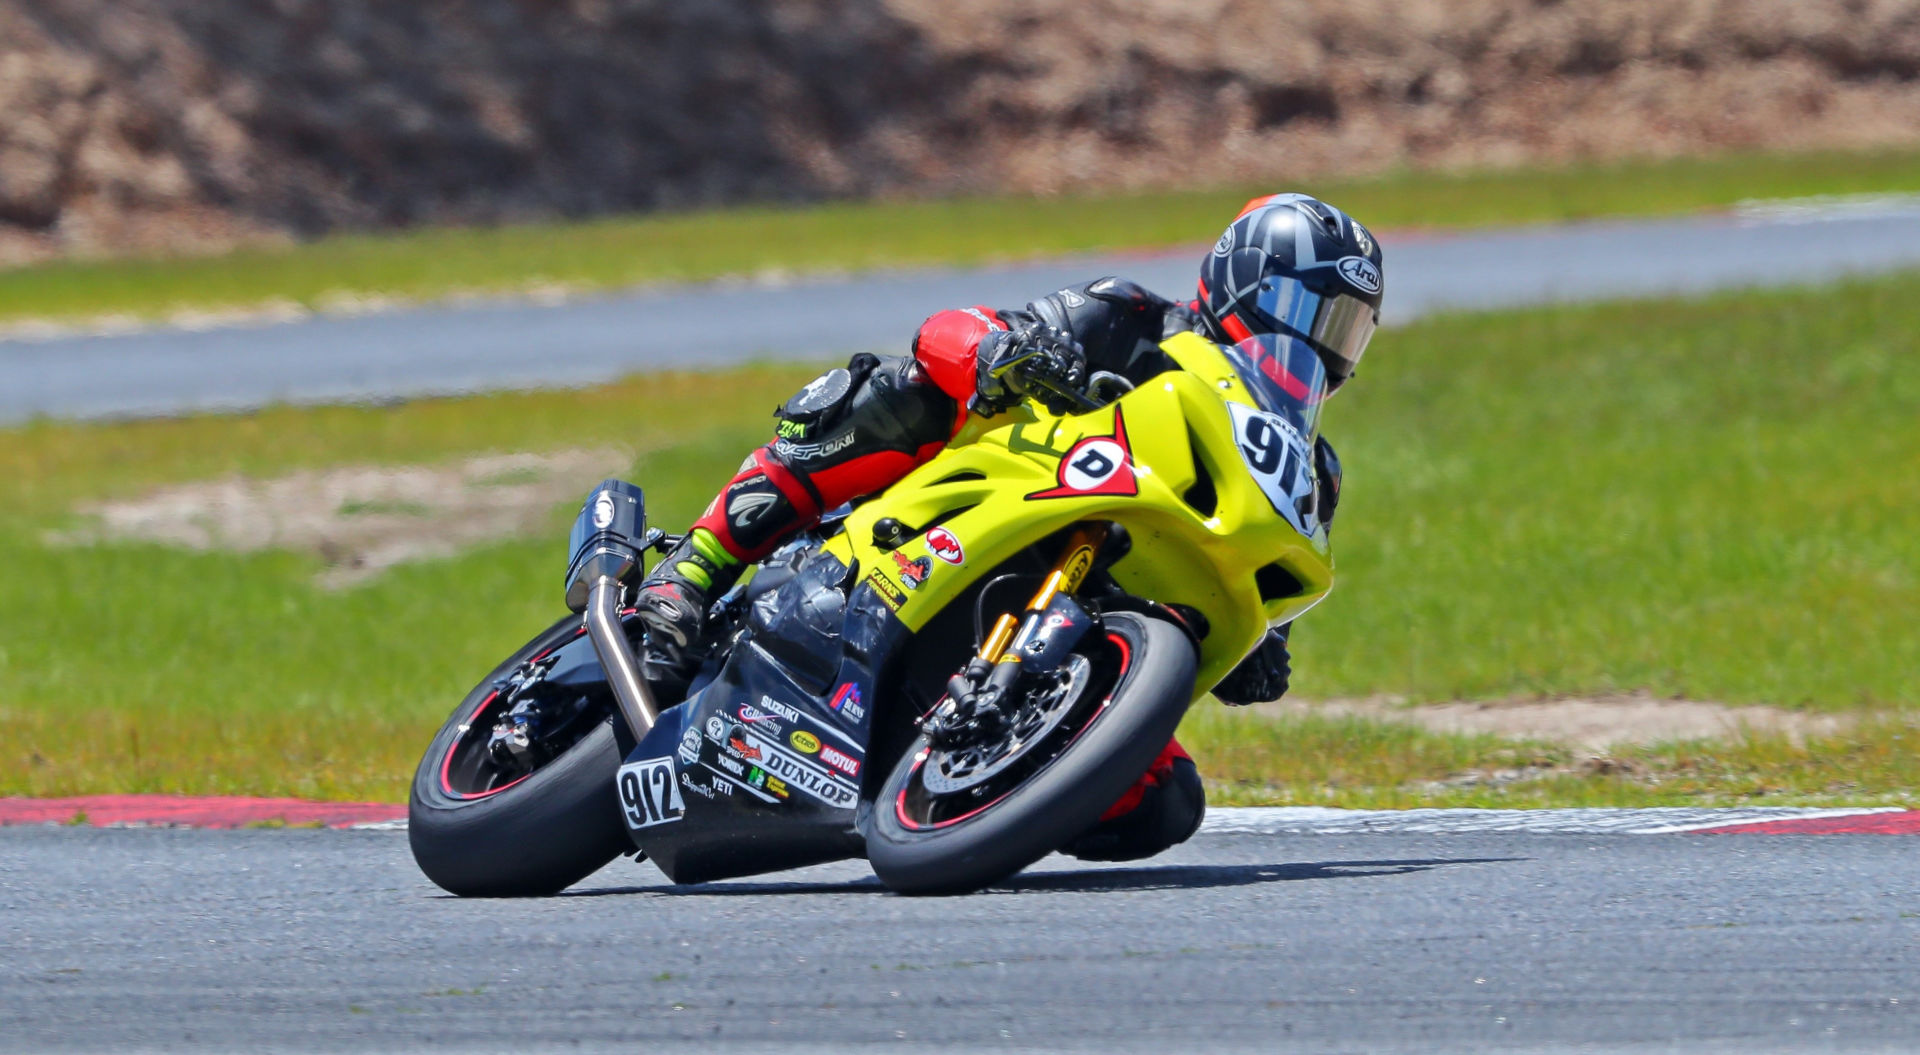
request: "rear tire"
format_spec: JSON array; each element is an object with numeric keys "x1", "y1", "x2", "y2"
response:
[
  {"x1": 867, "y1": 611, "x2": 1196, "y2": 895},
  {"x1": 408, "y1": 616, "x2": 633, "y2": 897}
]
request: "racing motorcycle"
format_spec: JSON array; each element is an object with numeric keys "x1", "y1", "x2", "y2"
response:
[{"x1": 407, "y1": 330, "x2": 1337, "y2": 896}]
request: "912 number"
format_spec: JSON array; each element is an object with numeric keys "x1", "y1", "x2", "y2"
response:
[{"x1": 616, "y1": 757, "x2": 684, "y2": 830}]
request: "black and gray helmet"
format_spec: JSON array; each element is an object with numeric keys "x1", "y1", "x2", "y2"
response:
[{"x1": 1197, "y1": 193, "x2": 1383, "y2": 392}]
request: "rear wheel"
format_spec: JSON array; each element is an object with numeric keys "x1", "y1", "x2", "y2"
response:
[
  {"x1": 867, "y1": 611, "x2": 1196, "y2": 895},
  {"x1": 408, "y1": 616, "x2": 633, "y2": 897}
]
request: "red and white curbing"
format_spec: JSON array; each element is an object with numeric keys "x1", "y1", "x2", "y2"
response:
[{"x1": 3, "y1": 797, "x2": 1917, "y2": 835}]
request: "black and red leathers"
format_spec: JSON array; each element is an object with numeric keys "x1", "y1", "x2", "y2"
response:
[
  {"x1": 687, "y1": 276, "x2": 1188, "y2": 566},
  {"x1": 647, "y1": 276, "x2": 1266, "y2": 861}
]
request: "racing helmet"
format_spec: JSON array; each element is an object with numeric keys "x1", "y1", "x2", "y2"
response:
[{"x1": 1197, "y1": 193, "x2": 1383, "y2": 392}]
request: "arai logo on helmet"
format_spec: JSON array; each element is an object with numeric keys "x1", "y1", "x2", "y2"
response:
[
  {"x1": 1337, "y1": 256, "x2": 1381, "y2": 295},
  {"x1": 591, "y1": 492, "x2": 616, "y2": 530},
  {"x1": 1213, "y1": 226, "x2": 1234, "y2": 256}
]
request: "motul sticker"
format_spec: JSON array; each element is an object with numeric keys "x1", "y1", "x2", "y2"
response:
[
  {"x1": 925, "y1": 527, "x2": 965, "y2": 565},
  {"x1": 1028, "y1": 407, "x2": 1139, "y2": 500}
]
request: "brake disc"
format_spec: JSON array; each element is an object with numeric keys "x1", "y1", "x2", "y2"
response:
[{"x1": 921, "y1": 654, "x2": 1091, "y2": 795}]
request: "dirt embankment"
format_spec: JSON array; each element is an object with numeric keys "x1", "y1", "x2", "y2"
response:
[{"x1": 3, "y1": 0, "x2": 1919, "y2": 263}]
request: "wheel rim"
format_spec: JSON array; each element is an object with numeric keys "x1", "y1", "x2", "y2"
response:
[
  {"x1": 438, "y1": 630, "x2": 609, "y2": 800},
  {"x1": 893, "y1": 630, "x2": 1133, "y2": 831}
]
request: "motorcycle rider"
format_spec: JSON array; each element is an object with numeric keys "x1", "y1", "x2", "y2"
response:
[{"x1": 636, "y1": 192, "x2": 1383, "y2": 861}]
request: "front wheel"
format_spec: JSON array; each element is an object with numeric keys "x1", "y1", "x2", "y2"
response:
[
  {"x1": 867, "y1": 611, "x2": 1197, "y2": 895},
  {"x1": 409, "y1": 615, "x2": 633, "y2": 897}
]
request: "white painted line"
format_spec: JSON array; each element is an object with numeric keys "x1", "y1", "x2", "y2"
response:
[{"x1": 1199, "y1": 805, "x2": 1906, "y2": 836}]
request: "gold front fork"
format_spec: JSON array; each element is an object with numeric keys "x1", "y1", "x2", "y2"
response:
[{"x1": 978, "y1": 523, "x2": 1110, "y2": 666}]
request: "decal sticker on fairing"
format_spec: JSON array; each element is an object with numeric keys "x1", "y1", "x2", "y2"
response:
[
  {"x1": 829, "y1": 683, "x2": 867, "y2": 722},
  {"x1": 755, "y1": 696, "x2": 801, "y2": 723},
  {"x1": 1227, "y1": 402, "x2": 1319, "y2": 538},
  {"x1": 892, "y1": 550, "x2": 932, "y2": 590},
  {"x1": 790, "y1": 730, "x2": 821, "y2": 754},
  {"x1": 1027, "y1": 407, "x2": 1139, "y2": 500},
  {"x1": 818, "y1": 743, "x2": 861, "y2": 777},
  {"x1": 925, "y1": 527, "x2": 965, "y2": 565},
  {"x1": 736, "y1": 702, "x2": 784, "y2": 734},
  {"x1": 616, "y1": 757, "x2": 684, "y2": 830},
  {"x1": 864, "y1": 570, "x2": 907, "y2": 611},
  {"x1": 726, "y1": 724, "x2": 763, "y2": 762},
  {"x1": 741, "y1": 731, "x2": 858, "y2": 809}
]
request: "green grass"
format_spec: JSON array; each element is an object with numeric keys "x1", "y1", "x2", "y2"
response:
[
  {"x1": 7, "y1": 147, "x2": 1920, "y2": 327},
  {"x1": 2, "y1": 270, "x2": 1917, "y2": 801},
  {"x1": 1182, "y1": 708, "x2": 1920, "y2": 809}
]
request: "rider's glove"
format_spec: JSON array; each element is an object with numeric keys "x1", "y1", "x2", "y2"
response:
[
  {"x1": 1160, "y1": 302, "x2": 1206, "y2": 339},
  {"x1": 973, "y1": 325, "x2": 1088, "y2": 415},
  {"x1": 1213, "y1": 625, "x2": 1291, "y2": 706}
]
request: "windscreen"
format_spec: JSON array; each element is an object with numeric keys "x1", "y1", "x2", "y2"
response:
[{"x1": 1218, "y1": 334, "x2": 1328, "y2": 438}]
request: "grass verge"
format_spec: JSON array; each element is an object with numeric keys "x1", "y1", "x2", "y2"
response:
[
  {"x1": 2, "y1": 270, "x2": 1916, "y2": 801},
  {"x1": 1183, "y1": 708, "x2": 1920, "y2": 810},
  {"x1": 6, "y1": 147, "x2": 1920, "y2": 327}
]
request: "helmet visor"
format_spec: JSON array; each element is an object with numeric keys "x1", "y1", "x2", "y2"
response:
[{"x1": 1253, "y1": 278, "x2": 1377, "y2": 383}]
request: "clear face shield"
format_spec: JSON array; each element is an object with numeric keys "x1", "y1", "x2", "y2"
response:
[{"x1": 1253, "y1": 277, "x2": 1377, "y2": 386}]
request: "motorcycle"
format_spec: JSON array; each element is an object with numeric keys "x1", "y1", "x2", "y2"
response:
[{"x1": 407, "y1": 330, "x2": 1337, "y2": 895}]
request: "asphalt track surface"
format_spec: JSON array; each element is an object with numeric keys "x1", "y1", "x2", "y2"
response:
[
  {"x1": 6, "y1": 826, "x2": 1920, "y2": 1054},
  {"x1": 7, "y1": 198, "x2": 1920, "y2": 423}
]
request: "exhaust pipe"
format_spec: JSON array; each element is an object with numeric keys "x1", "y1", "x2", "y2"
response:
[
  {"x1": 584, "y1": 574, "x2": 660, "y2": 740},
  {"x1": 566, "y1": 479, "x2": 664, "y2": 741}
]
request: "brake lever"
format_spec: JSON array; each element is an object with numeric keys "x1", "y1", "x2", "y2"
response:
[{"x1": 1026, "y1": 373, "x2": 1102, "y2": 413}]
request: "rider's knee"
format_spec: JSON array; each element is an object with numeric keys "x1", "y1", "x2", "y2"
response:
[{"x1": 1060, "y1": 755, "x2": 1206, "y2": 863}]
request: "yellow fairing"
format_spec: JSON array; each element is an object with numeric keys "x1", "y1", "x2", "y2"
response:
[{"x1": 823, "y1": 331, "x2": 1334, "y2": 694}]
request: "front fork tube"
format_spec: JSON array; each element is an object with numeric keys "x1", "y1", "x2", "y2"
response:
[{"x1": 930, "y1": 525, "x2": 1108, "y2": 736}]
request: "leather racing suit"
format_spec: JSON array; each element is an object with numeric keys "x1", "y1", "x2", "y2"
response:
[{"x1": 644, "y1": 276, "x2": 1311, "y2": 860}]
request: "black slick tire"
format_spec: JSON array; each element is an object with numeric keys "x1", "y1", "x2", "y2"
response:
[
  {"x1": 408, "y1": 616, "x2": 633, "y2": 897},
  {"x1": 867, "y1": 611, "x2": 1197, "y2": 895}
]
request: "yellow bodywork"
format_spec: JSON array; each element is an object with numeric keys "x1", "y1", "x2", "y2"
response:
[{"x1": 821, "y1": 332, "x2": 1334, "y2": 694}]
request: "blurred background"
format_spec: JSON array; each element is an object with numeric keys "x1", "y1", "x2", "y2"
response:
[{"x1": 1, "y1": 0, "x2": 1916, "y2": 807}]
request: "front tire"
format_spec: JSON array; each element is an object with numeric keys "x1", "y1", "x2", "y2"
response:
[
  {"x1": 867, "y1": 611, "x2": 1197, "y2": 895},
  {"x1": 408, "y1": 616, "x2": 633, "y2": 897}
]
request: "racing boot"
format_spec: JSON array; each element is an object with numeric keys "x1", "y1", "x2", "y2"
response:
[
  {"x1": 1060, "y1": 738, "x2": 1205, "y2": 862},
  {"x1": 634, "y1": 528, "x2": 742, "y2": 698}
]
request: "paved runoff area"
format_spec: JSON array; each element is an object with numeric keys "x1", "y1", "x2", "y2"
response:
[
  {"x1": 6, "y1": 796, "x2": 1920, "y2": 836},
  {"x1": 7, "y1": 197, "x2": 1920, "y2": 423},
  {"x1": 7, "y1": 815, "x2": 1920, "y2": 1053}
]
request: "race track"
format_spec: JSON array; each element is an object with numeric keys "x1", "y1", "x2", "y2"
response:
[
  {"x1": 5, "y1": 197, "x2": 1920, "y2": 423},
  {"x1": 6, "y1": 825, "x2": 1920, "y2": 1053}
]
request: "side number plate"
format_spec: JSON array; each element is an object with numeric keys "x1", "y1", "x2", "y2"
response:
[
  {"x1": 616, "y1": 757, "x2": 684, "y2": 830},
  {"x1": 1227, "y1": 402, "x2": 1317, "y2": 538}
]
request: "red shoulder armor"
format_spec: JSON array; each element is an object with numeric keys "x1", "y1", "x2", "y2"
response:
[{"x1": 911, "y1": 306, "x2": 1005, "y2": 402}]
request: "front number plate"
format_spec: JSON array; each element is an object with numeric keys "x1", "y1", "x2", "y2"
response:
[
  {"x1": 1227, "y1": 402, "x2": 1318, "y2": 538},
  {"x1": 616, "y1": 757, "x2": 685, "y2": 830}
]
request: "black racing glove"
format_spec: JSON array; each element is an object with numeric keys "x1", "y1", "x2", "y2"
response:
[
  {"x1": 974, "y1": 325, "x2": 1088, "y2": 415},
  {"x1": 1213, "y1": 625, "x2": 1292, "y2": 706}
]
